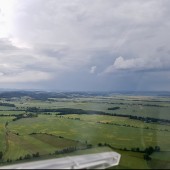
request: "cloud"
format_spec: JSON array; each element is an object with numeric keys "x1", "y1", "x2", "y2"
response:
[
  {"x1": 0, "y1": 0, "x2": 170, "y2": 90},
  {"x1": 0, "y1": 71, "x2": 51, "y2": 83},
  {"x1": 104, "y1": 56, "x2": 167, "y2": 73},
  {"x1": 90, "y1": 66, "x2": 97, "y2": 74},
  {"x1": 0, "y1": 38, "x2": 55, "y2": 82}
]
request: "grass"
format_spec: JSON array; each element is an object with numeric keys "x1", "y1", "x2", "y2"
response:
[
  {"x1": 0, "y1": 125, "x2": 5, "y2": 152},
  {"x1": 8, "y1": 115, "x2": 170, "y2": 151},
  {"x1": 1, "y1": 95, "x2": 170, "y2": 169},
  {"x1": 0, "y1": 106, "x2": 16, "y2": 111},
  {"x1": 3, "y1": 133, "x2": 85, "y2": 161},
  {"x1": 31, "y1": 133, "x2": 85, "y2": 149},
  {"x1": 112, "y1": 150, "x2": 149, "y2": 169},
  {"x1": 0, "y1": 117, "x2": 14, "y2": 152},
  {"x1": 11, "y1": 96, "x2": 170, "y2": 120},
  {"x1": 61, "y1": 114, "x2": 170, "y2": 131},
  {"x1": 148, "y1": 159, "x2": 170, "y2": 169},
  {"x1": 151, "y1": 151, "x2": 170, "y2": 161},
  {"x1": 0, "y1": 111, "x2": 25, "y2": 116}
]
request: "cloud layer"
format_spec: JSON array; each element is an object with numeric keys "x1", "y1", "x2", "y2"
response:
[{"x1": 0, "y1": 0, "x2": 170, "y2": 90}]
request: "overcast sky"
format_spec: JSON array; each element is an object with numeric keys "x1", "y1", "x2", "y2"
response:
[{"x1": 0, "y1": 0, "x2": 170, "y2": 91}]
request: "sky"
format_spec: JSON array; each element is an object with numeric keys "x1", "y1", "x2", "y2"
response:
[{"x1": 0, "y1": 0, "x2": 170, "y2": 91}]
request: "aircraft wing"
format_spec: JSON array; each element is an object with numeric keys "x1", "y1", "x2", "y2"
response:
[{"x1": 0, "y1": 151, "x2": 121, "y2": 169}]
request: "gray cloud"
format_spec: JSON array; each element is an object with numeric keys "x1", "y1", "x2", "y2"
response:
[
  {"x1": 0, "y1": 0, "x2": 170, "y2": 90},
  {"x1": 0, "y1": 38, "x2": 18, "y2": 52}
]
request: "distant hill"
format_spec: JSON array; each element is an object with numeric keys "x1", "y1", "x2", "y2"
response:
[{"x1": 0, "y1": 90, "x2": 170, "y2": 100}]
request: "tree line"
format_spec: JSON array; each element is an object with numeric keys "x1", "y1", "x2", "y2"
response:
[
  {"x1": 26, "y1": 107, "x2": 170, "y2": 124},
  {"x1": 0, "y1": 102, "x2": 15, "y2": 107},
  {"x1": 12, "y1": 113, "x2": 38, "y2": 121},
  {"x1": 97, "y1": 143, "x2": 160, "y2": 161},
  {"x1": 108, "y1": 107, "x2": 120, "y2": 110}
]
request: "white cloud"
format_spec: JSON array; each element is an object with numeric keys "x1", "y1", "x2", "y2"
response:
[
  {"x1": 90, "y1": 66, "x2": 97, "y2": 74},
  {"x1": 104, "y1": 56, "x2": 165, "y2": 73},
  {"x1": 9, "y1": 37, "x2": 32, "y2": 49}
]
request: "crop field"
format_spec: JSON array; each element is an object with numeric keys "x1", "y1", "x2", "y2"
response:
[
  {"x1": 4, "y1": 133, "x2": 86, "y2": 161},
  {"x1": 9, "y1": 97, "x2": 170, "y2": 120},
  {"x1": 0, "y1": 125, "x2": 5, "y2": 152},
  {"x1": 0, "y1": 111, "x2": 25, "y2": 116},
  {"x1": 8, "y1": 115, "x2": 170, "y2": 151},
  {"x1": 0, "y1": 106, "x2": 16, "y2": 111},
  {"x1": 0, "y1": 117, "x2": 14, "y2": 152},
  {"x1": 61, "y1": 114, "x2": 170, "y2": 131},
  {"x1": 0, "y1": 93, "x2": 170, "y2": 169}
]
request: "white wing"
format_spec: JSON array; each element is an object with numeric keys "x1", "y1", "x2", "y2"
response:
[{"x1": 0, "y1": 151, "x2": 121, "y2": 169}]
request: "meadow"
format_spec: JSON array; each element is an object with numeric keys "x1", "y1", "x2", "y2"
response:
[
  {"x1": 9, "y1": 96, "x2": 170, "y2": 120},
  {"x1": 0, "y1": 93, "x2": 170, "y2": 169}
]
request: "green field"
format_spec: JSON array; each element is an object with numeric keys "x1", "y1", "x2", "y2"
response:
[
  {"x1": 8, "y1": 115, "x2": 170, "y2": 151},
  {"x1": 0, "y1": 117, "x2": 14, "y2": 152},
  {"x1": 10, "y1": 97, "x2": 170, "y2": 120},
  {"x1": 148, "y1": 152, "x2": 170, "y2": 169},
  {"x1": 0, "y1": 94, "x2": 170, "y2": 169},
  {"x1": 4, "y1": 133, "x2": 85, "y2": 161},
  {"x1": 61, "y1": 114, "x2": 170, "y2": 131},
  {"x1": 0, "y1": 111, "x2": 25, "y2": 116}
]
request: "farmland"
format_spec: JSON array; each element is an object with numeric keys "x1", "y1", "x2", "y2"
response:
[{"x1": 0, "y1": 91, "x2": 170, "y2": 169}]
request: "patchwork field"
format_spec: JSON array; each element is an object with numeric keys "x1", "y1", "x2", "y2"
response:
[
  {"x1": 0, "y1": 93, "x2": 170, "y2": 169},
  {"x1": 9, "y1": 97, "x2": 170, "y2": 120},
  {"x1": 4, "y1": 133, "x2": 86, "y2": 161},
  {"x1": 7, "y1": 115, "x2": 170, "y2": 151}
]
